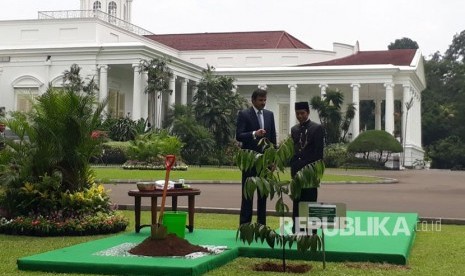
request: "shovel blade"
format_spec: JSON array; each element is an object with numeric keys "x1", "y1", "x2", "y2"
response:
[{"x1": 151, "y1": 224, "x2": 167, "y2": 240}]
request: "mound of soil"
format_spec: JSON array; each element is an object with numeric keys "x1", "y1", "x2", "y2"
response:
[
  {"x1": 254, "y1": 261, "x2": 312, "y2": 273},
  {"x1": 129, "y1": 234, "x2": 209, "y2": 257}
]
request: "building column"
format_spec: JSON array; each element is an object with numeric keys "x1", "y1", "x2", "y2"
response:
[
  {"x1": 168, "y1": 75, "x2": 176, "y2": 107},
  {"x1": 375, "y1": 99, "x2": 382, "y2": 130},
  {"x1": 351, "y1": 83, "x2": 360, "y2": 140},
  {"x1": 412, "y1": 89, "x2": 422, "y2": 149},
  {"x1": 132, "y1": 63, "x2": 142, "y2": 120},
  {"x1": 98, "y1": 65, "x2": 108, "y2": 114},
  {"x1": 141, "y1": 71, "x2": 148, "y2": 120},
  {"x1": 319, "y1": 84, "x2": 328, "y2": 99},
  {"x1": 402, "y1": 85, "x2": 413, "y2": 146},
  {"x1": 156, "y1": 91, "x2": 162, "y2": 128},
  {"x1": 181, "y1": 78, "x2": 188, "y2": 105},
  {"x1": 384, "y1": 82, "x2": 395, "y2": 135},
  {"x1": 288, "y1": 84, "x2": 297, "y2": 127},
  {"x1": 192, "y1": 82, "x2": 198, "y2": 102}
]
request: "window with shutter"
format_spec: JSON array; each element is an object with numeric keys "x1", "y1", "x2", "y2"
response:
[{"x1": 15, "y1": 88, "x2": 39, "y2": 113}]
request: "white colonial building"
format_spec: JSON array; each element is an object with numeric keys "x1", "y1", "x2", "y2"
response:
[{"x1": 0, "y1": 0, "x2": 426, "y2": 165}]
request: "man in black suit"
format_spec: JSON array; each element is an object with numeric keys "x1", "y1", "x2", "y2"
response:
[
  {"x1": 236, "y1": 88, "x2": 276, "y2": 225},
  {"x1": 290, "y1": 101, "x2": 325, "y2": 233}
]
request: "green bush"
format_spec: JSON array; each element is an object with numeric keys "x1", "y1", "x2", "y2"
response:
[
  {"x1": 428, "y1": 136, "x2": 465, "y2": 169},
  {"x1": 324, "y1": 143, "x2": 349, "y2": 168},
  {"x1": 126, "y1": 130, "x2": 183, "y2": 163},
  {"x1": 91, "y1": 141, "x2": 130, "y2": 165},
  {"x1": 0, "y1": 65, "x2": 128, "y2": 236},
  {"x1": 108, "y1": 117, "x2": 138, "y2": 141},
  {"x1": 347, "y1": 130, "x2": 402, "y2": 165}
]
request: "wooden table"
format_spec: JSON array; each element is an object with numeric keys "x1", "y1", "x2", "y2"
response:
[{"x1": 127, "y1": 188, "x2": 201, "y2": 233}]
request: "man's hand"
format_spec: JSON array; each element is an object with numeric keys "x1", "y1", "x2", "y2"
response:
[{"x1": 256, "y1": 129, "x2": 267, "y2": 137}]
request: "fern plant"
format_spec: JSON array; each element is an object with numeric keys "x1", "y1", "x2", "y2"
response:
[{"x1": 235, "y1": 137, "x2": 325, "y2": 271}]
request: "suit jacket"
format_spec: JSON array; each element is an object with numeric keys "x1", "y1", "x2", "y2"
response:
[
  {"x1": 236, "y1": 107, "x2": 276, "y2": 153},
  {"x1": 290, "y1": 120, "x2": 324, "y2": 176}
]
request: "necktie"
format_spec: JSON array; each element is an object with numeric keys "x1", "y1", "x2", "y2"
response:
[{"x1": 257, "y1": 110, "x2": 264, "y2": 129}]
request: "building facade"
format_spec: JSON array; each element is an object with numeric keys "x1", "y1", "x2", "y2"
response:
[{"x1": 0, "y1": 0, "x2": 426, "y2": 165}]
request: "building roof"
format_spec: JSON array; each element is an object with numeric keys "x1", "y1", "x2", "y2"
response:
[
  {"x1": 145, "y1": 31, "x2": 312, "y2": 51},
  {"x1": 302, "y1": 49, "x2": 418, "y2": 66}
]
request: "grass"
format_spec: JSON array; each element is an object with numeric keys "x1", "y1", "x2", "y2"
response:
[
  {"x1": 2, "y1": 211, "x2": 464, "y2": 275},
  {"x1": 92, "y1": 167, "x2": 381, "y2": 183}
]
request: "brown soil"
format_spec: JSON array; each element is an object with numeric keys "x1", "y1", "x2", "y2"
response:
[
  {"x1": 129, "y1": 234, "x2": 209, "y2": 257},
  {"x1": 254, "y1": 261, "x2": 312, "y2": 273}
]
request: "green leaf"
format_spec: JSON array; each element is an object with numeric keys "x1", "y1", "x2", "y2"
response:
[
  {"x1": 266, "y1": 230, "x2": 276, "y2": 249},
  {"x1": 259, "y1": 225, "x2": 268, "y2": 243},
  {"x1": 288, "y1": 235, "x2": 295, "y2": 249}
]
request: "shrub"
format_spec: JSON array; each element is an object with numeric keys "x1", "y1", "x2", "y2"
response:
[
  {"x1": 107, "y1": 116, "x2": 138, "y2": 141},
  {"x1": 324, "y1": 143, "x2": 349, "y2": 168},
  {"x1": 0, "y1": 65, "x2": 128, "y2": 236},
  {"x1": 347, "y1": 130, "x2": 402, "y2": 165},
  {"x1": 126, "y1": 130, "x2": 183, "y2": 163},
  {"x1": 91, "y1": 141, "x2": 130, "y2": 165},
  {"x1": 428, "y1": 136, "x2": 465, "y2": 169}
]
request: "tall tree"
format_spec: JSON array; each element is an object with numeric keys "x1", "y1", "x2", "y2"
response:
[
  {"x1": 140, "y1": 57, "x2": 173, "y2": 126},
  {"x1": 310, "y1": 89, "x2": 355, "y2": 144},
  {"x1": 445, "y1": 30, "x2": 465, "y2": 62},
  {"x1": 193, "y1": 66, "x2": 247, "y2": 163},
  {"x1": 388, "y1": 37, "x2": 419, "y2": 50},
  {"x1": 421, "y1": 31, "x2": 465, "y2": 168},
  {"x1": 164, "y1": 104, "x2": 215, "y2": 165}
]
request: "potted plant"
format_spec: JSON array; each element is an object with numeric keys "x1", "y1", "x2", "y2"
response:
[
  {"x1": 235, "y1": 137, "x2": 325, "y2": 272},
  {"x1": 424, "y1": 155, "x2": 432, "y2": 169}
]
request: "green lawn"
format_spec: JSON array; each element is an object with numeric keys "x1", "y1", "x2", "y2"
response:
[
  {"x1": 93, "y1": 167, "x2": 381, "y2": 183},
  {"x1": 1, "y1": 211, "x2": 464, "y2": 275}
]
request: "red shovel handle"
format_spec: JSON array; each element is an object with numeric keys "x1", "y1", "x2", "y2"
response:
[{"x1": 165, "y1": 155, "x2": 176, "y2": 170}]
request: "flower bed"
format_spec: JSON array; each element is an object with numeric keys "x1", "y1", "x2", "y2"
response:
[
  {"x1": 122, "y1": 160, "x2": 188, "y2": 171},
  {"x1": 0, "y1": 211, "x2": 128, "y2": 236}
]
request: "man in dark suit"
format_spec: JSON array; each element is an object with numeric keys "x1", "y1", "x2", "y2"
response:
[
  {"x1": 236, "y1": 88, "x2": 276, "y2": 225},
  {"x1": 290, "y1": 101, "x2": 325, "y2": 233}
]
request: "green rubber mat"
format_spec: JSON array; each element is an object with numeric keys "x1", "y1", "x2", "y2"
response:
[{"x1": 18, "y1": 211, "x2": 417, "y2": 275}]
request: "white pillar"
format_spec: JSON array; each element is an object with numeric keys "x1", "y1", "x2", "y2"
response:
[
  {"x1": 319, "y1": 84, "x2": 328, "y2": 99},
  {"x1": 384, "y1": 82, "x2": 395, "y2": 135},
  {"x1": 127, "y1": 0, "x2": 133, "y2": 22},
  {"x1": 141, "y1": 71, "x2": 148, "y2": 120},
  {"x1": 132, "y1": 63, "x2": 141, "y2": 120},
  {"x1": 192, "y1": 82, "x2": 198, "y2": 102},
  {"x1": 402, "y1": 85, "x2": 412, "y2": 145},
  {"x1": 98, "y1": 65, "x2": 108, "y2": 114},
  {"x1": 288, "y1": 84, "x2": 297, "y2": 127},
  {"x1": 156, "y1": 91, "x2": 162, "y2": 128},
  {"x1": 168, "y1": 75, "x2": 176, "y2": 107},
  {"x1": 375, "y1": 99, "x2": 382, "y2": 130},
  {"x1": 181, "y1": 78, "x2": 188, "y2": 105},
  {"x1": 351, "y1": 83, "x2": 360, "y2": 139},
  {"x1": 415, "y1": 91, "x2": 422, "y2": 148}
]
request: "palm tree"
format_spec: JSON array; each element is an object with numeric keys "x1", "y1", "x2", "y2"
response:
[
  {"x1": 30, "y1": 88, "x2": 106, "y2": 192},
  {"x1": 140, "y1": 57, "x2": 173, "y2": 127},
  {"x1": 164, "y1": 104, "x2": 215, "y2": 165},
  {"x1": 194, "y1": 66, "x2": 247, "y2": 163},
  {"x1": 310, "y1": 89, "x2": 355, "y2": 144}
]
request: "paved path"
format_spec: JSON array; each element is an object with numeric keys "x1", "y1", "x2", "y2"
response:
[{"x1": 104, "y1": 169, "x2": 465, "y2": 220}]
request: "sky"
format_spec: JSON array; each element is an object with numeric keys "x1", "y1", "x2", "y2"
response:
[{"x1": 1, "y1": 0, "x2": 464, "y2": 58}]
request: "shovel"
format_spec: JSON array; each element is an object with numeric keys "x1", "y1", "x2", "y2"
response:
[{"x1": 151, "y1": 154, "x2": 176, "y2": 239}]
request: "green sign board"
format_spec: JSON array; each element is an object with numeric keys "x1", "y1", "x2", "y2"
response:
[
  {"x1": 299, "y1": 202, "x2": 347, "y2": 229},
  {"x1": 308, "y1": 204, "x2": 337, "y2": 223}
]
